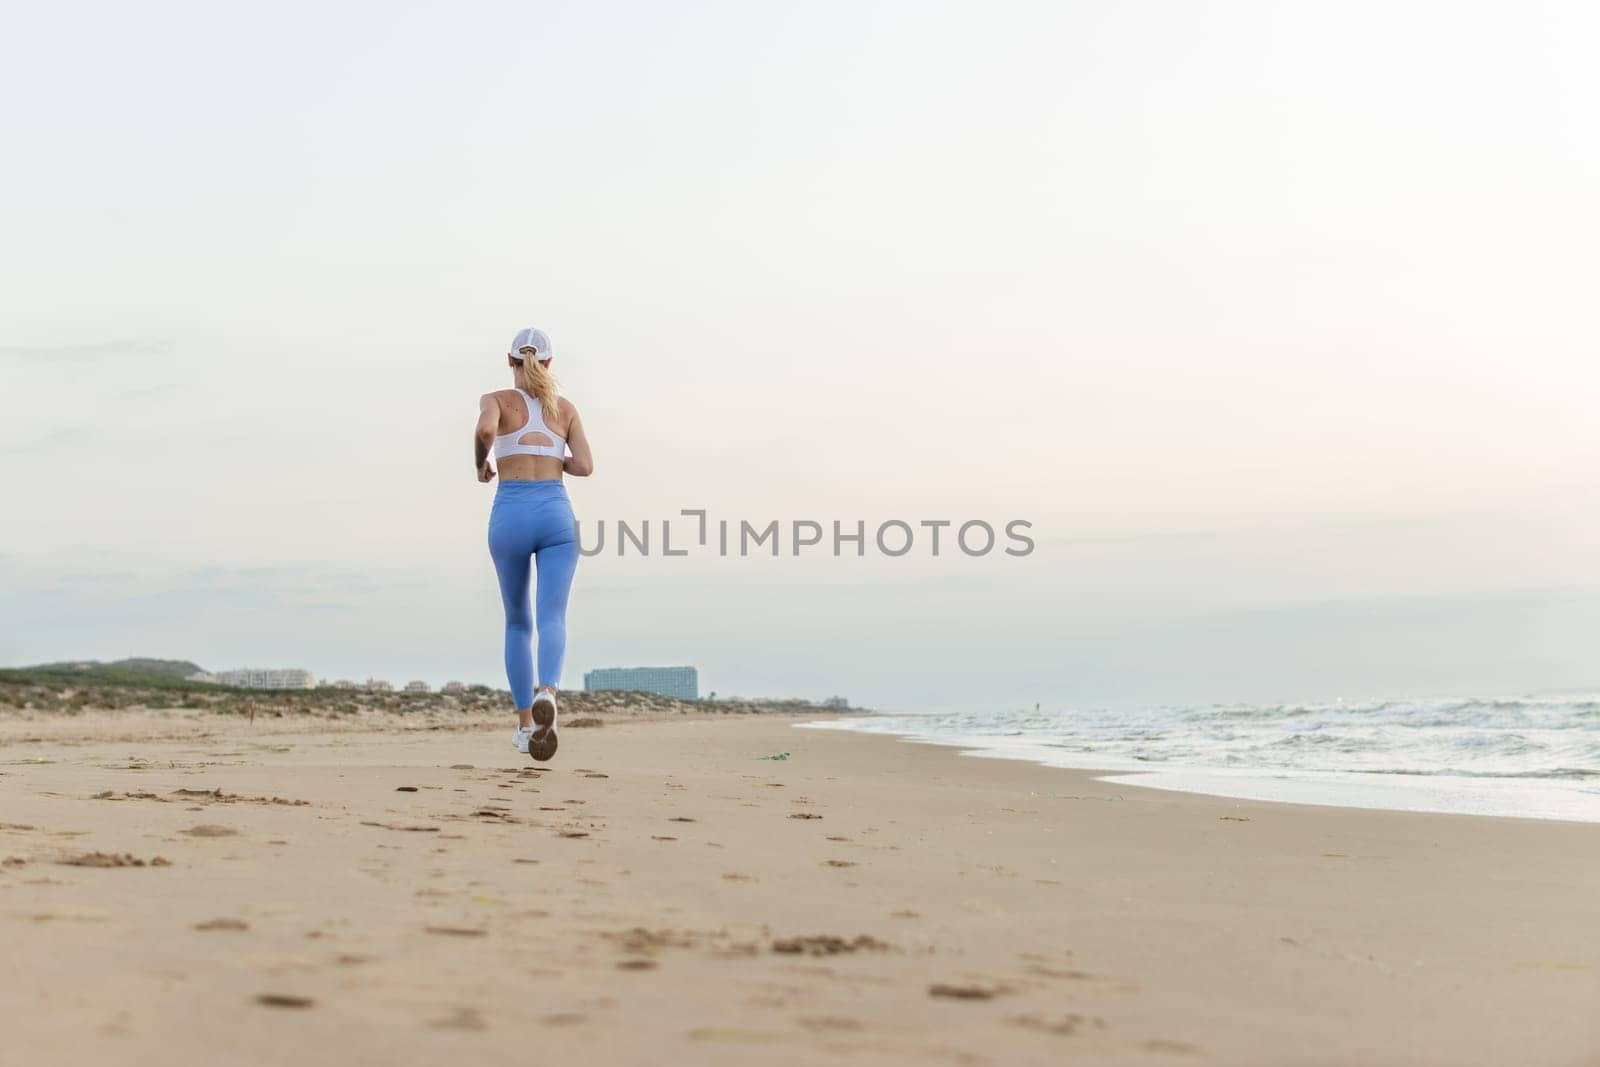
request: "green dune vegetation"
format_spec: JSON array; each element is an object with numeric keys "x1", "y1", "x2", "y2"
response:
[{"x1": 0, "y1": 659, "x2": 857, "y2": 720}]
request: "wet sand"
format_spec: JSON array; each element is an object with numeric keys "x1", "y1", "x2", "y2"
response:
[{"x1": 2, "y1": 712, "x2": 1597, "y2": 1065}]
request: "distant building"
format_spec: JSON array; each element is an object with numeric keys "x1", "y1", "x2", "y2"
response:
[
  {"x1": 441, "y1": 681, "x2": 467, "y2": 694},
  {"x1": 365, "y1": 678, "x2": 394, "y2": 692},
  {"x1": 404, "y1": 680, "x2": 430, "y2": 693},
  {"x1": 821, "y1": 696, "x2": 849, "y2": 709},
  {"x1": 332, "y1": 680, "x2": 358, "y2": 689},
  {"x1": 584, "y1": 666, "x2": 698, "y2": 701},
  {"x1": 199, "y1": 668, "x2": 317, "y2": 690}
]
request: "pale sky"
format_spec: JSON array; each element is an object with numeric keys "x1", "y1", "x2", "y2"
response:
[{"x1": 4, "y1": 1, "x2": 1598, "y2": 710}]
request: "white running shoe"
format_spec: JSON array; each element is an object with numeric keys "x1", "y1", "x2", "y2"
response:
[
  {"x1": 512, "y1": 725, "x2": 534, "y2": 754},
  {"x1": 529, "y1": 688, "x2": 559, "y2": 762}
]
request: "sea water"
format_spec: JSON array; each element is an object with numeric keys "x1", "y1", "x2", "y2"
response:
[{"x1": 802, "y1": 694, "x2": 1600, "y2": 823}]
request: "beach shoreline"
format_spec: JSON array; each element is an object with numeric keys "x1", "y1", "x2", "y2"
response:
[
  {"x1": 4, "y1": 711, "x2": 1597, "y2": 1064},
  {"x1": 804, "y1": 717, "x2": 1600, "y2": 826}
]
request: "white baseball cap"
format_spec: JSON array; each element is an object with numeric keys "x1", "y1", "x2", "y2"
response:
[{"x1": 508, "y1": 326, "x2": 553, "y2": 360}]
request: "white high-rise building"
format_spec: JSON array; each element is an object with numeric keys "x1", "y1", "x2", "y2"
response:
[
  {"x1": 200, "y1": 668, "x2": 317, "y2": 690},
  {"x1": 583, "y1": 666, "x2": 698, "y2": 701}
]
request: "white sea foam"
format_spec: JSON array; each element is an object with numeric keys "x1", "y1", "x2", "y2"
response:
[{"x1": 802, "y1": 695, "x2": 1600, "y2": 823}]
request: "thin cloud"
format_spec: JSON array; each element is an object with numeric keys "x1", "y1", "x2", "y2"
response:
[{"x1": 0, "y1": 339, "x2": 175, "y2": 363}]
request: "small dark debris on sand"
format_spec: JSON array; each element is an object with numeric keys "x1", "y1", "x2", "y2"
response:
[
  {"x1": 788, "y1": 813, "x2": 823, "y2": 820},
  {"x1": 450, "y1": 764, "x2": 475, "y2": 770},
  {"x1": 425, "y1": 926, "x2": 487, "y2": 937},
  {"x1": 181, "y1": 824, "x2": 238, "y2": 838},
  {"x1": 256, "y1": 994, "x2": 315, "y2": 1009},
  {"x1": 823, "y1": 859, "x2": 857, "y2": 868},
  {"x1": 584, "y1": 773, "x2": 610, "y2": 779},
  {"x1": 395, "y1": 786, "x2": 419, "y2": 792},
  {"x1": 603, "y1": 928, "x2": 700, "y2": 954},
  {"x1": 616, "y1": 958, "x2": 658, "y2": 970},
  {"x1": 360, "y1": 821, "x2": 440, "y2": 832},
  {"x1": 59, "y1": 852, "x2": 171, "y2": 868},
  {"x1": 169, "y1": 788, "x2": 308, "y2": 807},
  {"x1": 669, "y1": 816, "x2": 696, "y2": 823},
  {"x1": 195, "y1": 918, "x2": 250, "y2": 931},
  {"x1": 773, "y1": 935, "x2": 892, "y2": 956},
  {"x1": 560, "y1": 831, "x2": 590, "y2": 839}
]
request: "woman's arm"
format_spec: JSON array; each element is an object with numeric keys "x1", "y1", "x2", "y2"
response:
[
  {"x1": 563, "y1": 401, "x2": 594, "y2": 477},
  {"x1": 474, "y1": 393, "x2": 499, "y2": 482}
]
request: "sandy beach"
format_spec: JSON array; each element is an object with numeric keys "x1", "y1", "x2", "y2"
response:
[{"x1": 2, "y1": 709, "x2": 1597, "y2": 1066}]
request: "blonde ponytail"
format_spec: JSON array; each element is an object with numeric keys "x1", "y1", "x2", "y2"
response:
[{"x1": 515, "y1": 357, "x2": 561, "y2": 423}]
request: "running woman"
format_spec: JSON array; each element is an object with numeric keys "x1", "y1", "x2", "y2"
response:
[{"x1": 475, "y1": 327, "x2": 594, "y2": 761}]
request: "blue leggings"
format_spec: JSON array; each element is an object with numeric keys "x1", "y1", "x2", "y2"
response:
[{"x1": 487, "y1": 479, "x2": 579, "y2": 709}]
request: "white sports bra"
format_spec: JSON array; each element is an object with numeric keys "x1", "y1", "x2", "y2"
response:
[{"x1": 492, "y1": 388, "x2": 567, "y2": 460}]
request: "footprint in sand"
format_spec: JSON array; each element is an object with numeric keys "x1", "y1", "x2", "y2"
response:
[
  {"x1": 256, "y1": 994, "x2": 315, "y2": 1009},
  {"x1": 797, "y1": 1017, "x2": 864, "y2": 1032},
  {"x1": 616, "y1": 959, "x2": 657, "y2": 970},
  {"x1": 428, "y1": 1006, "x2": 488, "y2": 1030},
  {"x1": 1007, "y1": 1013, "x2": 1108, "y2": 1036},
  {"x1": 772, "y1": 935, "x2": 891, "y2": 956},
  {"x1": 929, "y1": 983, "x2": 1006, "y2": 1000}
]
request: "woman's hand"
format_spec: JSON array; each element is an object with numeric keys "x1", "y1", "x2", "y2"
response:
[{"x1": 478, "y1": 460, "x2": 497, "y2": 483}]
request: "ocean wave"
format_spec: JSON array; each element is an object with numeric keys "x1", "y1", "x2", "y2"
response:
[{"x1": 855, "y1": 693, "x2": 1600, "y2": 786}]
